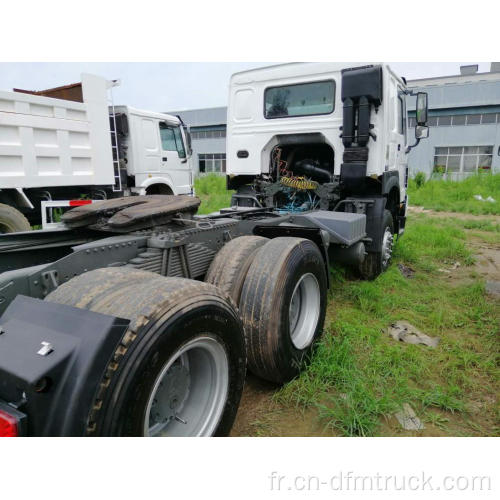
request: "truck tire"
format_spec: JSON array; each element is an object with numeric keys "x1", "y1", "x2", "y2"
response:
[
  {"x1": 358, "y1": 209, "x2": 394, "y2": 280},
  {"x1": 46, "y1": 267, "x2": 246, "y2": 437},
  {"x1": 205, "y1": 235, "x2": 268, "y2": 304},
  {"x1": 0, "y1": 203, "x2": 31, "y2": 233},
  {"x1": 239, "y1": 237, "x2": 327, "y2": 384}
]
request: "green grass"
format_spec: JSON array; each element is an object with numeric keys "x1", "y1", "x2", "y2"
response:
[
  {"x1": 193, "y1": 173, "x2": 499, "y2": 436},
  {"x1": 194, "y1": 174, "x2": 233, "y2": 214},
  {"x1": 408, "y1": 173, "x2": 500, "y2": 215},
  {"x1": 275, "y1": 215, "x2": 499, "y2": 436}
]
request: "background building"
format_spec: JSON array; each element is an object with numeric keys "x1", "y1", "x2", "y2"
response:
[
  {"x1": 167, "y1": 106, "x2": 227, "y2": 176},
  {"x1": 170, "y1": 63, "x2": 500, "y2": 179},
  {"x1": 406, "y1": 63, "x2": 500, "y2": 179}
]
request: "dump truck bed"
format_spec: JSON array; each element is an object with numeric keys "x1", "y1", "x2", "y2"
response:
[{"x1": 0, "y1": 74, "x2": 113, "y2": 189}]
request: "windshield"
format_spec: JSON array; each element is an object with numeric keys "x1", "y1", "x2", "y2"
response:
[{"x1": 265, "y1": 80, "x2": 335, "y2": 119}]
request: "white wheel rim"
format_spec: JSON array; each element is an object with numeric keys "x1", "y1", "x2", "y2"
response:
[
  {"x1": 143, "y1": 336, "x2": 229, "y2": 437},
  {"x1": 381, "y1": 227, "x2": 394, "y2": 268},
  {"x1": 289, "y1": 273, "x2": 321, "y2": 350}
]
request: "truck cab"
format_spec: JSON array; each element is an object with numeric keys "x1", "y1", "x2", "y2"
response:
[
  {"x1": 226, "y1": 62, "x2": 429, "y2": 278},
  {"x1": 113, "y1": 106, "x2": 193, "y2": 196}
]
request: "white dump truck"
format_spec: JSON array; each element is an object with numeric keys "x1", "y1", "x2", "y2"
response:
[
  {"x1": 0, "y1": 74, "x2": 193, "y2": 231},
  {"x1": 0, "y1": 63, "x2": 428, "y2": 437}
]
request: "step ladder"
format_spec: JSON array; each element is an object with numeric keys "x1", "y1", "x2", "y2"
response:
[{"x1": 107, "y1": 80, "x2": 122, "y2": 193}]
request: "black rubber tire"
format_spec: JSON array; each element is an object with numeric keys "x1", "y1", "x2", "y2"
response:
[
  {"x1": 358, "y1": 209, "x2": 394, "y2": 280},
  {"x1": 205, "y1": 235, "x2": 269, "y2": 304},
  {"x1": 239, "y1": 237, "x2": 327, "y2": 384},
  {"x1": 0, "y1": 203, "x2": 31, "y2": 233},
  {"x1": 46, "y1": 267, "x2": 246, "y2": 437}
]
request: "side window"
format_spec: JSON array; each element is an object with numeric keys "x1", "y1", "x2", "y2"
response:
[
  {"x1": 397, "y1": 95, "x2": 405, "y2": 135},
  {"x1": 173, "y1": 127, "x2": 186, "y2": 158},
  {"x1": 159, "y1": 123, "x2": 186, "y2": 158},
  {"x1": 159, "y1": 124, "x2": 177, "y2": 151}
]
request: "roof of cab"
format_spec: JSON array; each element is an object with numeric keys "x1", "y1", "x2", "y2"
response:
[
  {"x1": 114, "y1": 105, "x2": 181, "y2": 123},
  {"x1": 230, "y1": 62, "x2": 405, "y2": 87}
]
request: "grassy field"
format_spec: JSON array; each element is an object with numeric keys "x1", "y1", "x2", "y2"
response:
[
  {"x1": 194, "y1": 174, "x2": 499, "y2": 437},
  {"x1": 408, "y1": 173, "x2": 500, "y2": 215},
  {"x1": 195, "y1": 174, "x2": 233, "y2": 214},
  {"x1": 273, "y1": 213, "x2": 499, "y2": 436}
]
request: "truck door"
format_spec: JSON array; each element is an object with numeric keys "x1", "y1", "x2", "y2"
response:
[
  {"x1": 387, "y1": 82, "x2": 407, "y2": 197},
  {"x1": 159, "y1": 122, "x2": 192, "y2": 194}
]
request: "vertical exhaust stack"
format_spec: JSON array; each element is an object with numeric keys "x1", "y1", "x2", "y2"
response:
[{"x1": 340, "y1": 65, "x2": 383, "y2": 191}]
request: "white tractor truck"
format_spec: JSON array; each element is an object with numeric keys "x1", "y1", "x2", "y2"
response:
[
  {"x1": 0, "y1": 63, "x2": 428, "y2": 437},
  {"x1": 0, "y1": 74, "x2": 194, "y2": 232}
]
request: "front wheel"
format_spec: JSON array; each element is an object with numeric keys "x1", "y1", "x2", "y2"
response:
[
  {"x1": 358, "y1": 209, "x2": 394, "y2": 280},
  {"x1": 0, "y1": 203, "x2": 31, "y2": 233}
]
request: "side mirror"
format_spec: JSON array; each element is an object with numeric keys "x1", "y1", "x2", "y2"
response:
[
  {"x1": 416, "y1": 92, "x2": 428, "y2": 125},
  {"x1": 415, "y1": 125, "x2": 429, "y2": 139}
]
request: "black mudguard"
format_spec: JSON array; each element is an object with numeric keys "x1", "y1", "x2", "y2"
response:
[
  {"x1": 346, "y1": 196, "x2": 387, "y2": 253},
  {"x1": 0, "y1": 296, "x2": 129, "y2": 436}
]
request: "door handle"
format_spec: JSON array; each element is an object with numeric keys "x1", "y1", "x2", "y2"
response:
[{"x1": 162, "y1": 157, "x2": 168, "y2": 162}]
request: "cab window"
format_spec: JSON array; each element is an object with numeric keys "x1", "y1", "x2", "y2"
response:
[
  {"x1": 264, "y1": 80, "x2": 335, "y2": 119},
  {"x1": 397, "y1": 94, "x2": 406, "y2": 135},
  {"x1": 173, "y1": 127, "x2": 186, "y2": 158},
  {"x1": 160, "y1": 124, "x2": 177, "y2": 151},
  {"x1": 160, "y1": 123, "x2": 186, "y2": 158}
]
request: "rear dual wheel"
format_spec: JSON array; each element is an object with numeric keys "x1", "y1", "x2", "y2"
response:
[
  {"x1": 46, "y1": 268, "x2": 246, "y2": 437},
  {"x1": 207, "y1": 236, "x2": 328, "y2": 384}
]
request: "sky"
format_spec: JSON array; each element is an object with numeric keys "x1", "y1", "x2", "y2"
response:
[{"x1": 0, "y1": 62, "x2": 492, "y2": 113}]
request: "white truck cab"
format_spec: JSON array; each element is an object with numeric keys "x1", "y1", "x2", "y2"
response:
[
  {"x1": 226, "y1": 62, "x2": 429, "y2": 278},
  {"x1": 113, "y1": 106, "x2": 192, "y2": 196}
]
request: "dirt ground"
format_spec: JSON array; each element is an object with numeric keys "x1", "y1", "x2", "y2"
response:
[{"x1": 231, "y1": 210, "x2": 500, "y2": 437}]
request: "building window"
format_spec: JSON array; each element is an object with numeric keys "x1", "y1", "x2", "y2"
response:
[
  {"x1": 433, "y1": 146, "x2": 493, "y2": 176},
  {"x1": 408, "y1": 112, "x2": 499, "y2": 128},
  {"x1": 437, "y1": 115, "x2": 452, "y2": 126},
  {"x1": 451, "y1": 115, "x2": 466, "y2": 126},
  {"x1": 198, "y1": 153, "x2": 226, "y2": 173},
  {"x1": 466, "y1": 114, "x2": 481, "y2": 125},
  {"x1": 191, "y1": 129, "x2": 226, "y2": 140},
  {"x1": 481, "y1": 113, "x2": 497, "y2": 124}
]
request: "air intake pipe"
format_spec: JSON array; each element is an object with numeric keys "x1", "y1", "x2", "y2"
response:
[{"x1": 293, "y1": 159, "x2": 332, "y2": 183}]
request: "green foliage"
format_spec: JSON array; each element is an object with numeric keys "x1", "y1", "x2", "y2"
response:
[
  {"x1": 276, "y1": 214, "x2": 499, "y2": 436},
  {"x1": 194, "y1": 174, "x2": 233, "y2": 215},
  {"x1": 408, "y1": 172, "x2": 500, "y2": 215},
  {"x1": 414, "y1": 171, "x2": 426, "y2": 189}
]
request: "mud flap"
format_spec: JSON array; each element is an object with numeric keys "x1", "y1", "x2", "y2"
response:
[{"x1": 0, "y1": 295, "x2": 129, "y2": 436}]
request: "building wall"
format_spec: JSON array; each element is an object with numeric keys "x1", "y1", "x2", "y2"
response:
[
  {"x1": 406, "y1": 75, "x2": 500, "y2": 178},
  {"x1": 167, "y1": 107, "x2": 227, "y2": 176}
]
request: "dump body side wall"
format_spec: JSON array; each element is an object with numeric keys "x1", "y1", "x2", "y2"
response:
[{"x1": 0, "y1": 74, "x2": 114, "y2": 189}]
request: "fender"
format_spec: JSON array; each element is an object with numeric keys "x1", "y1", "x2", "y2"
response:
[
  {"x1": 381, "y1": 170, "x2": 400, "y2": 195},
  {"x1": 138, "y1": 176, "x2": 176, "y2": 195},
  {"x1": 0, "y1": 295, "x2": 129, "y2": 436},
  {"x1": 346, "y1": 196, "x2": 387, "y2": 253},
  {"x1": 0, "y1": 188, "x2": 35, "y2": 209}
]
